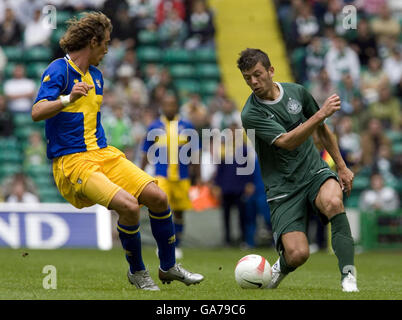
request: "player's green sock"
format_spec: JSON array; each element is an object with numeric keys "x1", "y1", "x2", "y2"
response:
[
  {"x1": 149, "y1": 207, "x2": 176, "y2": 271},
  {"x1": 117, "y1": 223, "x2": 145, "y2": 273},
  {"x1": 279, "y1": 252, "x2": 297, "y2": 274},
  {"x1": 330, "y1": 213, "x2": 355, "y2": 280}
]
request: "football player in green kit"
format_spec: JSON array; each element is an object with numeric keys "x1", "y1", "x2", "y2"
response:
[{"x1": 238, "y1": 48, "x2": 358, "y2": 292}]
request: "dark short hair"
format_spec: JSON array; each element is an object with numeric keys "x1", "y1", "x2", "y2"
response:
[{"x1": 237, "y1": 48, "x2": 271, "y2": 72}]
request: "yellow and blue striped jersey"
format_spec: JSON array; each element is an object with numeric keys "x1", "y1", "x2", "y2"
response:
[
  {"x1": 33, "y1": 54, "x2": 107, "y2": 159},
  {"x1": 142, "y1": 115, "x2": 199, "y2": 181}
]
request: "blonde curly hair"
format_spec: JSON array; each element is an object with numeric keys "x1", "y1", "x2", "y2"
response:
[{"x1": 59, "y1": 11, "x2": 112, "y2": 53}]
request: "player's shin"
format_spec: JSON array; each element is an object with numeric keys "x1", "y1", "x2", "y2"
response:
[
  {"x1": 117, "y1": 223, "x2": 146, "y2": 273},
  {"x1": 149, "y1": 208, "x2": 176, "y2": 271},
  {"x1": 330, "y1": 213, "x2": 356, "y2": 280}
]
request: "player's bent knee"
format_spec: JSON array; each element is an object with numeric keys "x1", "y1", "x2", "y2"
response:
[
  {"x1": 287, "y1": 248, "x2": 309, "y2": 267},
  {"x1": 323, "y1": 197, "x2": 344, "y2": 216}
]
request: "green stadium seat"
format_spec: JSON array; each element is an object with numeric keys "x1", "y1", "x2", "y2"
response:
[
  {"x1": 136, "y1": 46, "x2": 163, "y2": 63},
  {"x1": 13, "y1": 113, "x2": 34, "y2": 127},
  {"x1": 57, "y1": 10, "x2": 74, "y2": 25},
  {"x1": 200, "y1": 80, "x2": 220, "y2": 96},
  {"x1": 26, "y1": 62, "x2": 48, "y2": 79},
  {"x1": 392, "y1": 142, "x2": 402, "y2": 155},
  {"x1": 4, "y1": 63, "x2": 17, "y2": 79},
  {"x1": 51, "y1": 27, "x2": 67, "y2": 46},
  {"x1": 162, "y1": 48, "x2": 192, "y2": 64},
  {"x1": 23, "y1": 46, "x2": 53, "y2": 62},
  {"x1": 138, "y1": 30, "x2": 159, "y2": 45},
  {"x1": 2, "y1": 46, "x2": 24, "y2": 62},
  {"x1": 385, "y1": 130, "x2": 402, "y2": 144},
  {"x1": 193, "y1": 48, "x2": 217, "y2": 63},
  {"x1": 14, "y1": 126, "x2": 37, "y2": 140},
  {"x1": 0, "y1": 151, "x2": 22, "y2": 163},
  {"x1": 174, "y1": 79, "x2": 200, "y2": 94},
  {"x1": 195, "y1": 63, "x2": 220, "y2": 79},
  {"x1": 25, "y1": 164, "x2": 52, "y2": 178},
  {"x1": 0, "y1": 136, "x2": 19, "y2": 149},
  {"x1": 0, "y1": 163, "x2": 22, "y2": 180},
  {"x1": 169, "y1": 64, "x2": 195, "y2": 79},
  {"x1": 38, "y1": 187, "x2": 61, "y2": 203}
]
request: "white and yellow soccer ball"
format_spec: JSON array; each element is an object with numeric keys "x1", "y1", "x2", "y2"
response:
[{"x1": 234, "y1": 254, "x2": 272, "y2": 289}]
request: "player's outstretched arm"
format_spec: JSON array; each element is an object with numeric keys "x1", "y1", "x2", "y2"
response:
[{"x1": 274, "y1": 94, "x2": 341, "y2": 151}]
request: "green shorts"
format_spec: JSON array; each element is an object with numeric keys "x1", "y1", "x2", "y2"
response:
[{"x1": 268, "y1": 169, "x2": 339, "y2": 253}]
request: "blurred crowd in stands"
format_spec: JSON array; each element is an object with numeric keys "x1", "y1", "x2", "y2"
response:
[{"x1": 0, "y1": 0, "x2": 400, "y2": 248}]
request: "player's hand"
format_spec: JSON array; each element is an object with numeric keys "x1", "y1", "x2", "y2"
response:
[
  {"x1": 320, "y1": 94, "x2": 341, "y2": 119},
  {"x1": 70, "y1": 82, "x2": 94, "y2": 102},
  {"x1": 337, "y1": 166, "x2": 354, "y2": 197}
]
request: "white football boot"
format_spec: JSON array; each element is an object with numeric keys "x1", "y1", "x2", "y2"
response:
[
  {"x1": 127, "y1": 269, "x2": 160, "y2": 291},
  {"x1": 267, "y1": 258, "x2": 288, "y2": 289},
  {"x1": 342, "y1": 272, "x2": 359, "y2": 292}
]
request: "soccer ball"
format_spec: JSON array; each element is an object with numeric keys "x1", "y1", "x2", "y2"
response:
[{"x1": 234, "y1": 254, "x2": 272, "y2": 289}]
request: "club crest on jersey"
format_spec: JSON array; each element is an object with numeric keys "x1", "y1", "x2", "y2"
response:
[
  {"x1": 96, "y1": 79, "x2": 101, "y2": 88},
  {"x1": 286, "y1": 98, "x2": 302, "y2": 114}
]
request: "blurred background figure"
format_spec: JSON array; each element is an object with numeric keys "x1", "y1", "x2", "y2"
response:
[
  {"x1": 4, "y1": 173, "x2": 39, "y2": 203},
  {"x1": 23, "y1": 130, "x2": 47, "y2": 169},
  {"x1": 359, "y1": 172, "x2": 400, "y2": 212}
]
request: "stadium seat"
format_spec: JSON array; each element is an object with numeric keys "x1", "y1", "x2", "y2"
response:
[
  {"x1": 38, "y1": 187, "x2": 61, "y2": 203},
  {"x1": 2, "y1": 46, "x2": 24, "y2": 62},
  {"x1": 195, "y1": 63, "x2": 221, "y2": 80},
  {"x1": 0, "y1": 163, "x2": 22, "y2": 181},
  {"x1": 13, "y1": 113, "x2": 34, "y2": 127},
  {"x1": 50, "y1": 27, "x2": 67, "y2": 47},
  {"x1": 200, "y1": 80, "x2": 220, "y2": 96},
  {"x1": 14, "y1": 126, "x2": 37, "y2": 140},
  {"x1": 23, "y1": 46, "x2": 53, "y2": 62},
  {"x1": 25, "y1": 164, "x2": 52, "y2": 178},
  {"x1": 138, "y1": 30, "x2": 159, "y2": 45},
  {"x1": 169, "y1": 64, "x2": 195, "y2": 79},
  {"x1": 193, "y1": 48, "x2": 217, "y2": 63},
  {"x1": 0, "y1": 136, "x2": 18, "y2": 149},
  {"x1": 174, "y1": 79, "x2": 200, "y2": 94},
  {"x1": 392, "y1": 142, "x2": 402, "y2": 155},
  {"x1": 162, "y1": 48, "x2": 192, "y2": 64},
  {"x1": 136, "y1": 46, "x2": 163, "y2": 63},
  {"x1": 0, "y1": 150, "x2": 22, "y2": 163},
  {"x1": 26, "y1": 62, "x2": 49, "y2": 79},
  {"x1": 57, "y1": 10, "x2": 74, "y2": 25},
  {"x1": 4, "y1": 63, "x2": 17, "y2": 79}
]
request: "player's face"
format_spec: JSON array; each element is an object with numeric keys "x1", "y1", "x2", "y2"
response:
[
  {"x1": 90, "y1": 31, "x2": 111, "y2": 66},
  {"x1": 162, "y1": 95, "x2": 179, "y2": 120},
  {"x1": 241, "y1": 61, "x2": 275, "y2": 99}
]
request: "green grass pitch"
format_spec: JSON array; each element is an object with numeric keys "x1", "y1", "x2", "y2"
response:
[{"x1": 0, "y1": 247, "x2": 401, "y2": 300}]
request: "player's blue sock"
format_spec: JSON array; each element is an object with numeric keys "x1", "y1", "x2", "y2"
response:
[
  {"x1": 117, "y1": 222, "x2": 145, "y2": 273},
  {"x1": 149, "y1": 207, "x2": 176, "y2": 271},
  {"x1": 174, "y1": 220, "x2": 183, "y2": 248}
]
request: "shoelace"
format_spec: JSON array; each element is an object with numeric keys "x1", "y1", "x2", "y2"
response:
[
  {"x1": 138, "y1": 271, "x2": 156, "y2": 288},
  {"x1": 174, "y1": 263, "x2": 191, "y2": 276}
]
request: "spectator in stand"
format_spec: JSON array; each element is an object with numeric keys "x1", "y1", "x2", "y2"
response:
[
  {"x1": 23, "y1": 7, "x2": 52, "y2": 48},
  {"x1": 359, "y1": 172, "x2": 400, "y2": 212},
  {"x1": 0, "y1": 95, "x2": 14, "y2": 137},
  {"x1": 305, "y1": 37, "x2": 328, "y2": 82},
  {"x1": 23, "y1": 130, "x2": 47, "y2": 169},
  {"x1": 368, "y1": 84, "x2": 401, "y2": 131},
  {"x1": 158, "y1": 7, "x2": 188, "y2": 48},
  {"x1": 144, "y1": 63, "x2": 161, "y2": 92},
  {"x1": 370, "y1": 3, "x2": 401, "y2": 47},
  {"x1": 184, "y1": 0, "x2": 215, "y2": 50},
  {"x1": 0, "y1": 45, "x2": 6, "y2": 78},
  {"x1": 102, "y1": 38, "x2": 126, "y2": 79},
  {"x1": 111, "y1": 6, "x2": 138, "y2": 49},
  {"x1": 310, "y1": 68, "x2": 337, "y2": 107},
  {"x1": 208, "y1": 82, "x2": 230, "y2": 114},
  {"x1": 114, "y1": 64, "x2": 148, "y2": 109},
  {"x1": 210, "y1": 98, "x2": 242, "y2": 131},
  {"x1": 180, "y1": 92, "x2": 209, "y2": 137},
  {"x1": 360, "y1": 118, "x2": 392, "y2": 168},
  {"x1": 4, "y1": 64, "x2": 36, "y2": 113},
  {"x1": 149, "y1": 83, "x2": 168, "y2": 113},
  {"x1": 360, "y1": 56, "x2": 389, "y2": 104},
  {"x1": 337, "y1": 72, "x2": 361, "y2": 115},
  {"x1": 350, "y1": 18, "x2": 378, "y2": 67},
  {"x1": 361, "y1": 0, "x2": 387, "y2": 16},
  {"x1": 337, "y1": 115, "x2": 362, "y2": 170},
  {"x1": 129, "y1": 0, "x2": 157, "y2": 30},
  {"x1": 103, "y1": 104, "x2": 134, "y2": 159},
  {"x1": 292, "y1": 3, "x2": 320, "y2": 48},
  {"x1": 156, "y1": 0, "x2": 186, "y2": 26},
  {"x1": 325, "y1": 35, "x2": 360, "y2": 85},
  {"x1": 0, "y1": 7, "x2": 23, "y2": 46},
  {"x1": 383, "y1": 47, "x2": 402, "y2": 87},
  {"x1": 4, "y1": 173, "x2": 39, "y2": 203},
  {"x1": 322, "y1": 0, "x2": 346, "y2": 36},
  {"x1": 214, "y1": 123, "x2": 254, "y2": 247},
  {"x1": 348, "y1": 95, "x2": 370, "y2": 134}
]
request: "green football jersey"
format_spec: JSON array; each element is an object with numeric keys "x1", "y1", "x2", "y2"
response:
[{"x1": 241, "y1": 82, "x2": 330, "y2": 201}]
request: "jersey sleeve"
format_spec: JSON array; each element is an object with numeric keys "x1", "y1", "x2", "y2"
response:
[
  {"x1": 33, "y1": 59, "x2": 68, "y2": 105},
  {"x1": 241, "y1": 108, "x2": 286, "y2": 146},
  {"x1": 301, "y1": 86, "x2": 320, "y2": 119}
]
